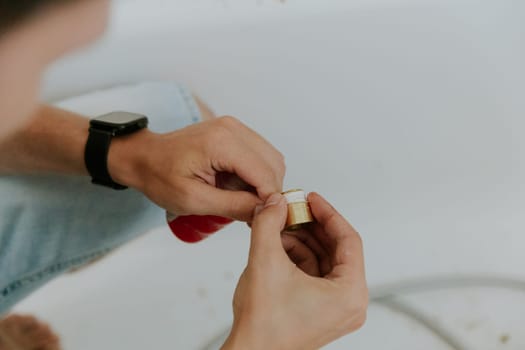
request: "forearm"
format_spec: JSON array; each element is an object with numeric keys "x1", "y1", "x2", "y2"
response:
[
  {"x1": 0, "y1": 104, "x2": 89, "y2": 175},
  {"x1": 0, "y1": 101, "x2": 283, "y2": 222},
  {"x1": 0, "y1": 104, "x2": 150, "y2": 192}
]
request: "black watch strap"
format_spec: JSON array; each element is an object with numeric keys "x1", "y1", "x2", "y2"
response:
[{"x1": 84, "y1": 128, "x2": 128, "y2": 190}]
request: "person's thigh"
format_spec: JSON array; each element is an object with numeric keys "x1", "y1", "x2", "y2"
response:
[{"x1": 0, "y1": 82, "x2": 213, "y2": 314}]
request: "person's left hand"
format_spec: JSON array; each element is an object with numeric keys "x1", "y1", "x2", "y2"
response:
[{"x1": 108, "y1": 116, "x2": 286, "y2": 222}]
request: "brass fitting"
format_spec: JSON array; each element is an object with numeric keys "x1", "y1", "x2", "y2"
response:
[{"x1": 282, "y1": 189, "x2": 314, "y2": 231}]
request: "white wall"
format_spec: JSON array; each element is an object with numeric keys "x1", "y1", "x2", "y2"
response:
[{"x1": 24, "y1": 0, "x2": 525, "y2": 348}]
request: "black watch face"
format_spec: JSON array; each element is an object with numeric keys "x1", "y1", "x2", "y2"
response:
[
  {"x1": 91, "y1": 112, "x2": 148, "y2": 134},
  {"x1": 94, "y1": 112, "x2": 146, "y2": 125}
]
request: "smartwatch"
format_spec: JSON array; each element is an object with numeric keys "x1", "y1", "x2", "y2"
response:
[{"x1": 84, "y1": 111, "x2": 149, "y2": 190}]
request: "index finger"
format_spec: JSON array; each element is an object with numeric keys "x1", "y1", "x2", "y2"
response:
[
  {"x1": 210, "y1": 134, "x2": 282, "y2": 200},
  {"x1": 232, "y1": 119, "x2": 286, "y2": 189},
  {"x1": 308, "y1": 192, "x2": 365, "y2": 281}
]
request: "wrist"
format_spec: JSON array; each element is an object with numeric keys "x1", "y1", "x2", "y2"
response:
[
  {"x1": 221, "y1": 321, "x2": 274, "y2": 350},
  {"x1": 107, "y1": 128, "x2": 154, "y2": 190}
]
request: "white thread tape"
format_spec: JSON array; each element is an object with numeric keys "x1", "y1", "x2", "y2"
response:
[{"x1": 283, "y1": 190, "x2": 307, "y2": 204}]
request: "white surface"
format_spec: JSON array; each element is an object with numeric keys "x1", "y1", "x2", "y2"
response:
[{"x1": 14, "y1": 0, "x2": 525, "y2": 349}]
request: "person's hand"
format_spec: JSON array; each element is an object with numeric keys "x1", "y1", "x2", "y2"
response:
[
  {"x1": 222, "y1": 192, "x2": 368, "y2": 350},
  {"x1": 108, "y1": 116, "x2": 286, "y2": 222}
]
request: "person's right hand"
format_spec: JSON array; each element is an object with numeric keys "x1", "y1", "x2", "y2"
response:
[
  {"x1": 108, "y1": 116, "x2": 285, "y2": 222},
  {"x1": 222, "y1": 192, "x2": 368, "y2": 350}
]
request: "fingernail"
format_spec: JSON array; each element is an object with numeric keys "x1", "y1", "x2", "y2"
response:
[{"x1": 265, "y1": 193, "x2": 284, "y2": 208}]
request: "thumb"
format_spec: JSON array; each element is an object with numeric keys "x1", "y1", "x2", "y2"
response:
[
  {"x1": 184, "y1": 180, "x2": 262, "y2": 222},
  {"x1": 249, "y1": 193, "x2": 288, "y2": 261}
]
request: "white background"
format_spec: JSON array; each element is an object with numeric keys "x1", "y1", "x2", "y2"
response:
[{"x1": 15, "y1": 0, "x2": 525, "y2": 349}]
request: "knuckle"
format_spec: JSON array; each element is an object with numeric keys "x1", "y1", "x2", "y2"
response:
[
  {"x1": 351, "y1": 227, "x2": 363, "y2": 242},
  {"x1": 353, "y1": 230, "x2": 364, "y2": 249},
  {"x1": 279, "y1": 162, "x2": 287, "y2": 179},
  {"x1": 217, "y1": 115, "x2": 242, "y2": 130},
  {"x1": 278, "y1": 151, "x2": 286, "y2": 163},
  {"x1": 277, "y1": 152, "x2": 287, "y2": 174},
  {"x1": 206, "y1": 123, "x2": 231, "y2": 148}
]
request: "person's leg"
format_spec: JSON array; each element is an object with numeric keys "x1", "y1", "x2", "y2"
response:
[
  {"x1": 0, "y1": 82, "x2": 213, "y2": 314},
  {"x1": 68, "y1": 95, "x2": 215, "y2": 274}
]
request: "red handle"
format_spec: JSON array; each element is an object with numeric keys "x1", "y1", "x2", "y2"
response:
[{"x1": 168, "y1": 215, "x2": 234, "y2": 243}]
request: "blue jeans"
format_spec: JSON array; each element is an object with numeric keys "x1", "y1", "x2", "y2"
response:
[{"x1": 0, "y1": 82, "x2": 202, "y2": 314}]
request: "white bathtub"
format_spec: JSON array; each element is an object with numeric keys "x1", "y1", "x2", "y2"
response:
[{"x1": 16, "y1": 0, "x2": 525, "y2": 349}]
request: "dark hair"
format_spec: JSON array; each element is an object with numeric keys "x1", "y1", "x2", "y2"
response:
[{"x1": 0, "y1": 0, "x2": 74, "y2": 34}]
